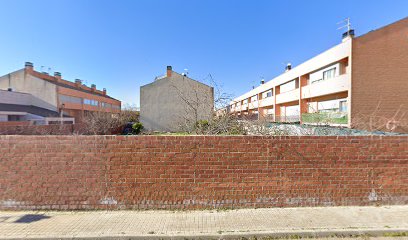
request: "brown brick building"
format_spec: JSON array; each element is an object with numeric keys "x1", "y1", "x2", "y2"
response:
[
  {"x1": 230, "y1": 17, "x2": 408, "y2": 132},
  {"x1": 351, "y1": 17, "x2": 408, "y2": 132},
  {"x1": 0, "y1": 62, "x2": 121, "y2": 123}
]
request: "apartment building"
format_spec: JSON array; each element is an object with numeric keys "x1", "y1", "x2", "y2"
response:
[
  {"x1": 140, "y1": 66, "x2": 214, "y2": 132},
  {"x1": 0, "y1": 89, "x2": 74, "y2": 125},
  {"x1": 0, "y1": 62, "x2": 121, "y2": 123},
  {"x1": 230, "y1": 17, "x2": 408, "y2": 132}
]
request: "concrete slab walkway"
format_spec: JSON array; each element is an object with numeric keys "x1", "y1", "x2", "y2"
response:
[{"x1": 0, "y1": 205, "x2": 407, "y2": 239}]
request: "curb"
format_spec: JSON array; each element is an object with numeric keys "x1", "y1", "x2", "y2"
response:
[{"x1": 2, "y1": 228, "x2": 407, "y2": 240}]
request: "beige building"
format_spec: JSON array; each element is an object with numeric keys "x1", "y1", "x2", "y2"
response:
[
  {"x1": 140, "y1": 66, "x2": 214, "y2": 132},
  {"x1": 0, "y1": 62, "x2": 121, "y2": 123},
  {"x1": 230, "y1": 17, "x2": 408, "y2": 132},
  {"x1": 0, "y1": 89, "x2": 75, "y2": 125}
]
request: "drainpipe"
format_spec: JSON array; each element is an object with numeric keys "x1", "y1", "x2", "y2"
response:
[{"x1": 60, "y1": 104, "x2": 65, "y2": 125}]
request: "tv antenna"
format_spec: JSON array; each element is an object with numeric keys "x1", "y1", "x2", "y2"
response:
[{"x1": 337, "y1": 17, "x2": 351, "y2": 31}]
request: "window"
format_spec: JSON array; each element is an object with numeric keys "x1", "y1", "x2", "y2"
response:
[
  {"x1": 251, "y1": 95, "x2": 257, "y2": 102},
  {"x1": 280, "y1": 79, "x2": 297, "y2": 93},
  {"x1": 84, "y1": 99, "x2": 99, "y2": 106},
  {"x1": 101, "y1": 102, "x2": 112, "y2": 108},
  {"x1": 285, "y1": 105, "x2": 300, "y2": 116},
  {"x1": 310, "y1": 64, "x2": 339, "y2": 84},
  {"x1": 112, "y1": 105, "x2": 121, "y2": 110},
  {"x1": 339, "y1": 100, "x2": 347, "y2": 112},
  {"x1": 323, "y1": 68, "x2": 336, "y2": 80},
  {"x1": 318, "y1": 99, "x2": 341, "y2": 112},
  {"x1": 243, "y1": 99, "x2": 248, "y2": 105},
  {"x1": 263, "y1": 90, "x2": 273, "y2": 98},
  {"x1": 8, "y1": 115, "x2": 22, "y2": 121}
]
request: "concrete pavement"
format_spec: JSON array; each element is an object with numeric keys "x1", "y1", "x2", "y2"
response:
[{"x1": 0, "y1": 205, "x2": 407, "y2": 239}]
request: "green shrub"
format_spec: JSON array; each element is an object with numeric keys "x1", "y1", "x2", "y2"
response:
[{"x1": 132, "y1": 122, "x2": 144, "y2": 134}]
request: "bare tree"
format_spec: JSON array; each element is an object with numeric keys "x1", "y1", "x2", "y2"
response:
[
  {"x1": 170, "y1": 73, "x2": 248, "y2": 134},
  {"x1": 83, "y1": 105, "x2": 140, "y2": 135},
  {"x1": 170, "y1": 74, "x2": 214, "y2": 133},
  {"x1": 205, "y1": 74, "x2": 234, "y2": 110}
]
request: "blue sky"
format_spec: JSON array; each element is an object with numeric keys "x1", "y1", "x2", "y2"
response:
[{"x1": 0, "y1": 0, "x2": 407, "y2": 106}]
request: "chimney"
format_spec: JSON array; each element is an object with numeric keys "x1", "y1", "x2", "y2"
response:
[
  {"x1": 261, "y1": 79, "x2": 265, "y2": 85},
  {"x1": 75, "y1": 79, "x2": 82, "y2": 87},
  {"x1": 285, "y1": 63, "x2": 292, "y2": 72},
  {"x1": 54, "y1": 72, "x2": 62, "y2": 81},
  {"x1": 166, "y1": 66, "x2": 172, "y2": 77},
  {"x1": 25, "y1": 62, "x2": 33, "y2": 71},
  {"x1": 342, "y1": 29, "x2": 355, "y2": 42},
  {"x1": 103, "y1": 88, "x2": 106, "y2": 95},
  {"x1": 91, "y1": 84, "x2": 96, "y2": 91}
]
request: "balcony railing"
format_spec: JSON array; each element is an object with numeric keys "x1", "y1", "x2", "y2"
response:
[
  {"x1": 302, "y1": 74, "x2": 349, "y2": 99},
  {"x1": 248, "y1": 101, "x2": 258, "y2": 109},
  {"x1": 302, "y1": 112, "x2": 348, "y2": 125},
  {"x1": 259, "y1": 97, "x2": 274, "y2": 107},
  {"x1": 276, "y1": 89, "x2": 300, "y2": 104}
]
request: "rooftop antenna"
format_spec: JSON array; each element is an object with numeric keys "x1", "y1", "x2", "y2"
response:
[
  {"x1": 337, "y1": 17, "x2": 351, "y2": 31},
  {"x1": 337, "y1": 17, "x2": 355, "y2": 41}
]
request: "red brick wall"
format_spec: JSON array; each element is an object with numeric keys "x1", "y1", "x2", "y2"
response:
[
  {"x1": 351, "y1": 17, "x2": 408, "y2": 132},
  {"x1": 0, "y1": 135, "x2": 407, "y2": 210}
]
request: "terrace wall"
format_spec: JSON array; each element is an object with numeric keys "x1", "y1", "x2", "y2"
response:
[
  {"x1": 0, "y1": 135, "x2": 407, "y2": 210},
  {"x1": 0, "y1": 124, "x2": 86, "y2": 135}
]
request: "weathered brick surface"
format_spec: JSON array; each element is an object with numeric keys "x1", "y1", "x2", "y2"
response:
[
  {"x1": 351, "y1": 17, "x2": 408, "y2": 132},
  {"x1": 0, "y1": 135, "x2": 407, "y2": 210}
]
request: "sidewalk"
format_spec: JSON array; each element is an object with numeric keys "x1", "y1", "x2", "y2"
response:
[{"x1": 0, "y1": 205, "x2": 407, "y2": 239}]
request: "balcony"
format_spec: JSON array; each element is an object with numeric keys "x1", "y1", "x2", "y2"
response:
[
  {"x1": 301, "y1": 74, "x2": 349, "y2": 99},
  {"x1": 248, "y1": 101, "x2": 258, "y2": 109},
  {"x1": 241, "y1": 103, "x2": 248, "y2": 111},
  {"x1": 259, "y1": 97, "x2": 274, "y2": 107},
  {"x1": 276, "y1": 89, "x2": 300, "y2": 104}
]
